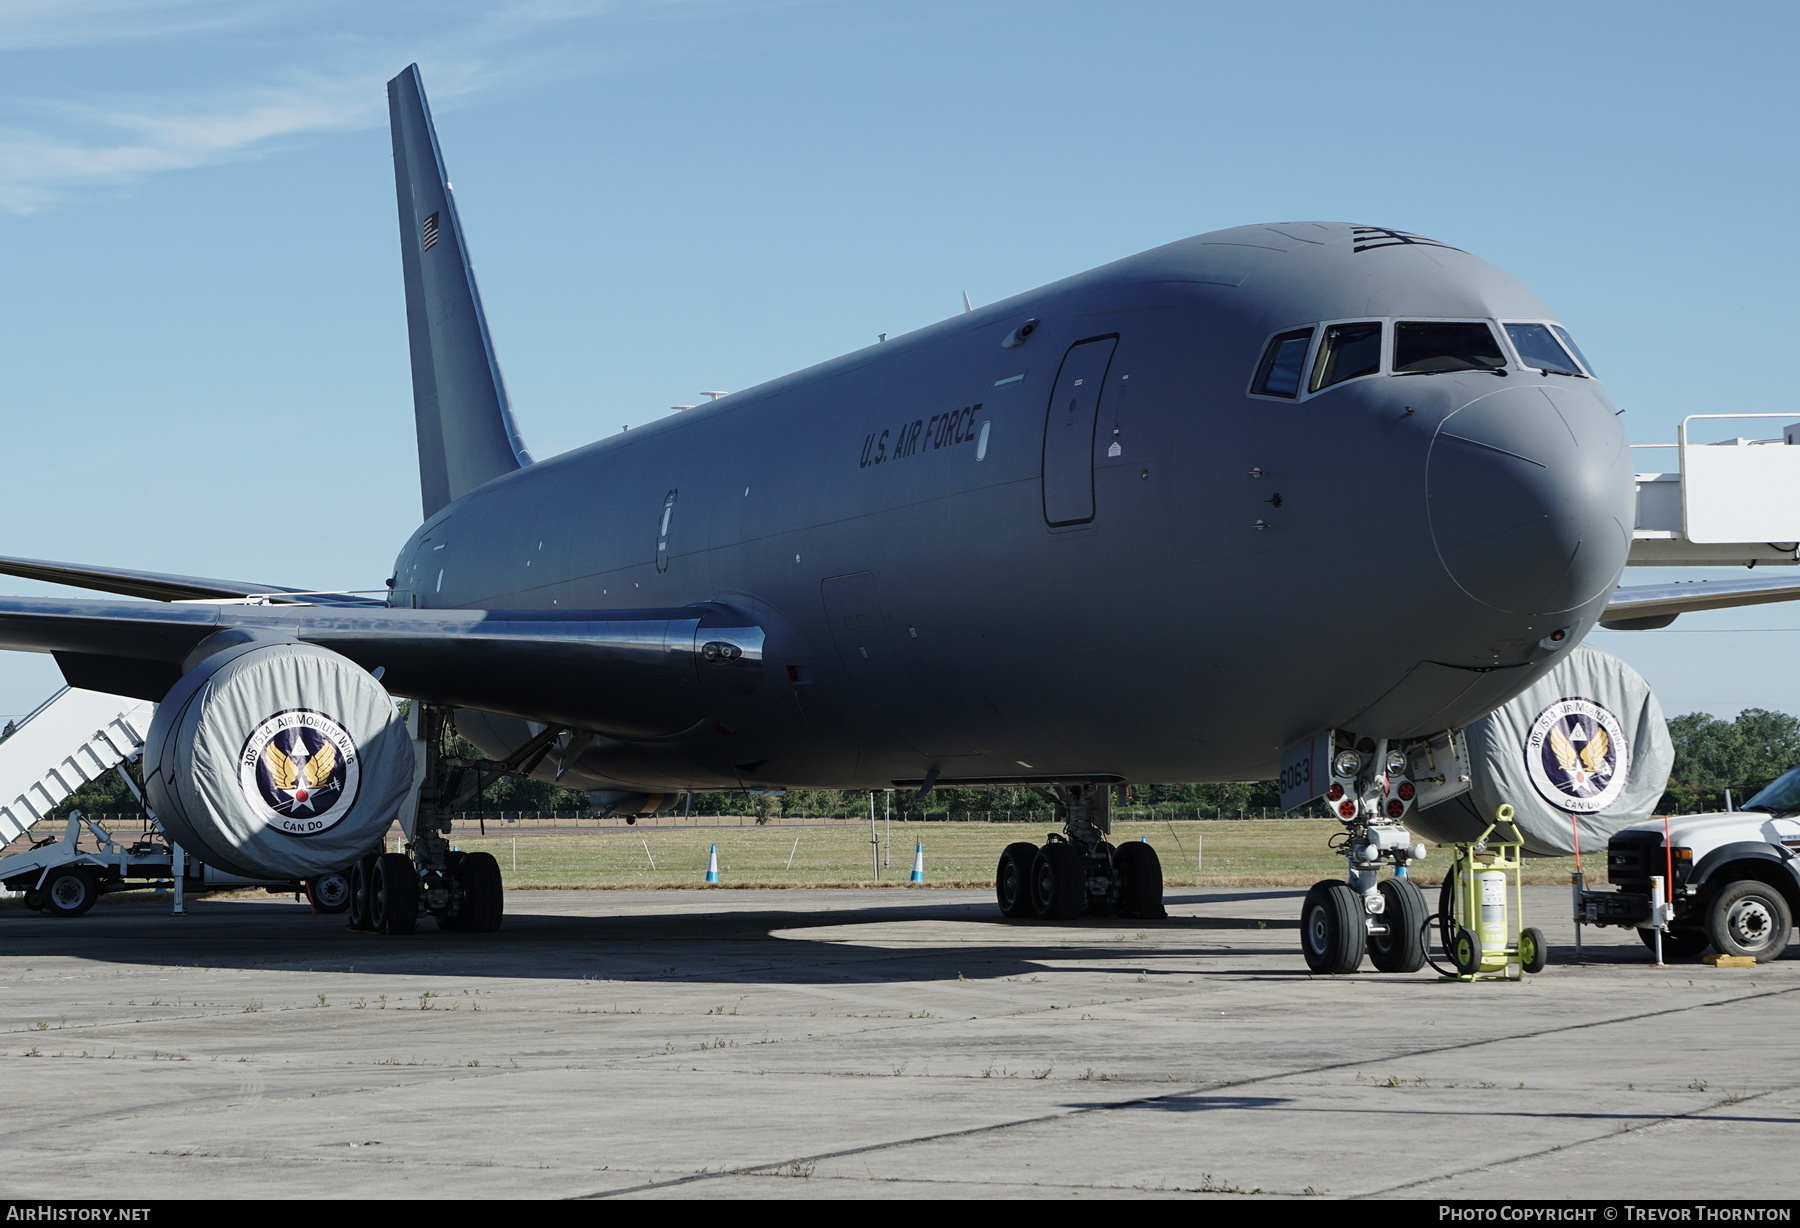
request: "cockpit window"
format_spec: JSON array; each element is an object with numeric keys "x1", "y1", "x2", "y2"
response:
[
  {"x1": 1393, "y1": 321, "x2": 1506, "y2": 375},
  {"x1": 1252, "y1": 327, "x2": 1313, "y2": 398},
  {"x1": 1551, "y1": 325, "x2": 1596, "y2": 376},
  {"x1": 1504, "y1": 323, "x2": 1584, "y2": 376},
  {"x1": 1310, "y1": 321, "x2": 1382, "y2": 392}
]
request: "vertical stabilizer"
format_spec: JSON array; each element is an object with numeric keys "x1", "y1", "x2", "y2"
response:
[{"x1": 388, "y1": 65, "x2": 531, "y2": 519}]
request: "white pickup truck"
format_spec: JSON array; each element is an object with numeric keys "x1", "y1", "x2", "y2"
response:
[{"x1": 1575, "y1": 766, "x2": 1800, "y2": 961}]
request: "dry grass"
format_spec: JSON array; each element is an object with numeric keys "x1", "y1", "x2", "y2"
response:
[{"x1": 447, "y1": 819, "x2": 1598, "y2": 890}]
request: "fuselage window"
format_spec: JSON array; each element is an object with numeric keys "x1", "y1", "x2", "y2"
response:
[
  {"x1": 1504, "y1": 323, "x2": 1584, "y2": 376},
  {"x1": 1252, "y1": 327, "x2": 1313, "y2": 398},
  {"x1": 1551, "y1": 324, "x2": 1596, "y2": 376},
  {"x1": 1392, "y1": 321, "x2": 1506, "y2": 375},
  {"x1": 1310, "y1": 321, "x2": 1382, "y2": 392}
]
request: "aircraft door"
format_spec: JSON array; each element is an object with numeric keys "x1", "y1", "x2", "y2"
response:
[{"x1": 1041, "y1": 336, "x2": 1118, "y2": 527}]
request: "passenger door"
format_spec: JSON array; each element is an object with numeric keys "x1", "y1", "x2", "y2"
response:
[{"x1": 1040, "y1": 336, "x2": 1118, "y2": 527}]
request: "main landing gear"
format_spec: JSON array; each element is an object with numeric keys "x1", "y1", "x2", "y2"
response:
[
  {"x1": 348, "y1": 704, "x2": 532, "y2": 936},
  {"x1": 1300, "y1": 735, "x2": 1433, "y2": 975},
  {"x1": 994, "y1": 784, "x2": 1166, "y2": 922}
]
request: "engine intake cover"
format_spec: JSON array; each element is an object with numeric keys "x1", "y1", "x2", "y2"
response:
[{"x1": 145, "y1": 640, "x2": 414, "y2": 880}]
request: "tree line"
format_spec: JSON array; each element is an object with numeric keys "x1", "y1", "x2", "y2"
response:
[{"x1": 21, "y1": 708, "x2": 1800, "y2": 826}]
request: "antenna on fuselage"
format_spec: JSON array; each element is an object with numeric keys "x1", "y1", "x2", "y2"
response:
[{"x1": 962, "y1": 291, "x2": 974, "y2": 313}]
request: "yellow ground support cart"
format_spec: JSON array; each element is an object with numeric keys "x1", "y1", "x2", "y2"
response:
[{"x1": 1425, "y1": 805, "x2": 1549, "y2": 982}]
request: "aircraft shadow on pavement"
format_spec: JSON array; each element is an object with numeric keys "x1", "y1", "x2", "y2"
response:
[{"x1": 0, "y1": 891, "x2": 1335, "y2": 986}]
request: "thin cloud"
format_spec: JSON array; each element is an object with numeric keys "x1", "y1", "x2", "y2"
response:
[{"x1": 0, "y1": 1, "x2": 629, "y2": 211}]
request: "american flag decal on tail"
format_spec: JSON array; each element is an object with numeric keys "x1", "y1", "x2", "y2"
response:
[{"x1": 421, "y1": 212, "x2": 440, "y2": 252}]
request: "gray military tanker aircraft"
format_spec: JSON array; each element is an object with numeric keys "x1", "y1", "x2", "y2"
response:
[{"x1": 0, "y1": 67, "x2": 1791, "y2": 957}]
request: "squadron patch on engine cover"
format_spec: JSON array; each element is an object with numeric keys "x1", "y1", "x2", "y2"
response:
[
  {"x1": 238, "y1": 708, "x2": 362, "y2": 835},
  {"x1": 1524, "y1": 697, "x2": 1627, "y2": 814}
]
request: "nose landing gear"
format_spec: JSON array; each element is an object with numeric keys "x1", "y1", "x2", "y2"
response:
[
  {"x1": 1301, "y1": 735, "x2": 1433, "y2": 974},
  {"x1": 991, "y1": 784, "x2": 1167, "y2": 921}
]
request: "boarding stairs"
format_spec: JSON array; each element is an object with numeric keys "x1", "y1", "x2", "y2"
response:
[
  {"x1": 0, "y1": 689, "x2": 154, "y2": 891},
  {"x1": 1631, "y1": 414, "x2": 1800, "y2": 567}
]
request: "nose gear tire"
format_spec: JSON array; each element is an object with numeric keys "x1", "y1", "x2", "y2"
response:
[
  {"x1": 995, "y1": 842, "x2": 1038, "y2": 919},
  {"x1": 1301, "y1": 880, "x2": 1364, "y2": 974},
  {"x1": 1366, "y1": 877, "x2": 1427, "y2": 972}
]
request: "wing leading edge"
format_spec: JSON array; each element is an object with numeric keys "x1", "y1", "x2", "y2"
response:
[
  {"x1": 0, "y1": 553, "x2": 385, "y2": 606},
  {"x1": 1601, "y1": 575, "x2": 1800, "y2": 630}
]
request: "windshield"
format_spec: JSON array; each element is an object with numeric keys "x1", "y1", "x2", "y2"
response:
[
  {"x1": 1505, "y1": 323, "x2": 1584, "y2": 376},
  {"x1": 1253, "y1": 327, "x2": 1312, "y2": 398},
  {"x1": 1310, "y1": 321, "x2": 1382, "y2": 391},
  {"x1": 1552, "y1": 324, "x2": 1596, "y2": 375},
  {"x1": 1393, "y1": 321, "x2": 1507, "y2": 375},
  {"x1": 1743, "y1": 765, "x2": 1800, "y2": 813}
]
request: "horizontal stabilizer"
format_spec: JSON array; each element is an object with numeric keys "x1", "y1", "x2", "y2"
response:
[
  {"x1": 0, "y1": 593, "x2": 762, "y2": 742},
  {"x1": 389, "y1": 64, "x2": 530, "y2": 519},
  {"x1": 1601, "y1": 575, "x2": 1800, "y2": 630},
  {"x1": 0, "y1": 554, "x2": 384, "y2": 606}
]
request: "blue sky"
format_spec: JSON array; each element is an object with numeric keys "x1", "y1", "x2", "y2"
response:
[{"x1": 0, "y1": 0, "x2": 1796, "y2": 723}]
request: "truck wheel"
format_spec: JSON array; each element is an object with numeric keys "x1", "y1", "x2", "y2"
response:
[
  {"x1": 1301, "y1": 881, "x2": 1364, "y2": 974},
  {"x1": 1638, "y1": 927, "x2": 1710, "y2": 960},
  {"x1": 995, "y1": 842, "x2": 1038, "y2": 919},
  {"x1": 1367, "y1": 877, "x2": 1426, "y2": 972},
  {"x1": 1705, "y1": 880, "x2": 1793, "y2": 962},
  {"x1": 305, "y1": 872, "x2": 352, "y2": 914},
  {"x1": 23, "y1": 889, "x2": 44, "y2": 911},
  {"x1": 42, "y1": 866, "x2": 98, "y2": 917}
]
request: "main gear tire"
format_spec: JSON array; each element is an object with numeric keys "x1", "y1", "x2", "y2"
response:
[
  {"x1": 995, "y1": 842, "x2": 1038, "y2": 919},
  {"x1": 1029, "y1": 843, "x2": 1085, "y2": 921},
  {"x1": 41, "y1": 866, "x2": 98, "y2": 917},
  {"x1": 1705, "y1": 880, "x2": 1792, "y2": 962},
  {"x1": 348, "y1": 855, "x2": 377, "y2": 931},
  {"x1": 458, "y1": 851, "x2": 504, "y2": 933},
  {"x1": 371, "y1": 852, "x2": 418, "y2": 936},
  {"x1": 1367, "y1": 877, "x2": 1427, "y2": 973},
  {"x1": 1301, "y1": 880, "x2": 1364, "y2": 975},
  {"x1": 1114, "y1": 841, "x2": 1167, "y2": 920}
]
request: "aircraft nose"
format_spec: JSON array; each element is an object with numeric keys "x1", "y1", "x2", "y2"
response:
[{"x1": 1426, "y1": 383, "x2": 1634, "y2": 617}]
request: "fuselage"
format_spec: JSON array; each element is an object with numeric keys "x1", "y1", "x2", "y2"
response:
[{"x1": 390, "y1": 222, "x2": 1635, "y2": 794}]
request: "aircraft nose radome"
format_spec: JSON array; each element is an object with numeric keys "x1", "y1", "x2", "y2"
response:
[{"x1": 1426, "y1": 384, "x2": 1634, "y2": 617}]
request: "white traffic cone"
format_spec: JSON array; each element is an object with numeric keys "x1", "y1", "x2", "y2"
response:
[
  {"x1": 705, "y1": 843, "x2": 720, "y2": 883},
  {"x1": 909, "y1": 841, "x2": 925, "y2": 883}
]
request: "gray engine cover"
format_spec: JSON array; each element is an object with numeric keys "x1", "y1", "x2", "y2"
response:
[
  {"x1": 1409, "y1": 643, "x2": 1673, "y2": 856},
  {"x1": 145, "y1": 640, "x2": 415, "y2": 880}
]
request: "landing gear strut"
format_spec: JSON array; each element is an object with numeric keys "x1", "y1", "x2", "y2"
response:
[
  {"x1": 992, "y1": 784, "x2": 1166, "y2": 921},
  {"x1": 350, "y1": 703, "x2": 548, "y2": 935},
  {"x1": 1301, "y1": 734, "x2": 1432, "y2": 974}
]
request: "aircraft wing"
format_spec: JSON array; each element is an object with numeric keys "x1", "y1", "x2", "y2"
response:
[
  {"x1": 0, "y1": 593, "x2": 762, "y2": 739},
  {"x1": 1600, "y1": 575, "x2": 1800, "y2": 630},
  {"x1": 0, "y1": 553, "x2": 386, "y2": 606}
]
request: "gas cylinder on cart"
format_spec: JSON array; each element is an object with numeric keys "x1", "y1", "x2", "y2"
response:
[{"x1": 1477, "y1": 869, "x2": 1510, "y2": 971}]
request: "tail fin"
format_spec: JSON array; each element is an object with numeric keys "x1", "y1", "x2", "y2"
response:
[{"x1": 388, "y1": 64, "x2": 531, "y2": 519}]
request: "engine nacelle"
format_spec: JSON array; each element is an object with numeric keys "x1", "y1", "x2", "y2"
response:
[
  {"x1": 1410, "y1": 643, "x2": 1674, "y2": 856},
  {"x1": 586, "y1": 790, "x2": 679, "y2": 818},
  {"x1": 145, "y1": 636, "x2": 416, "y2": 881}
]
